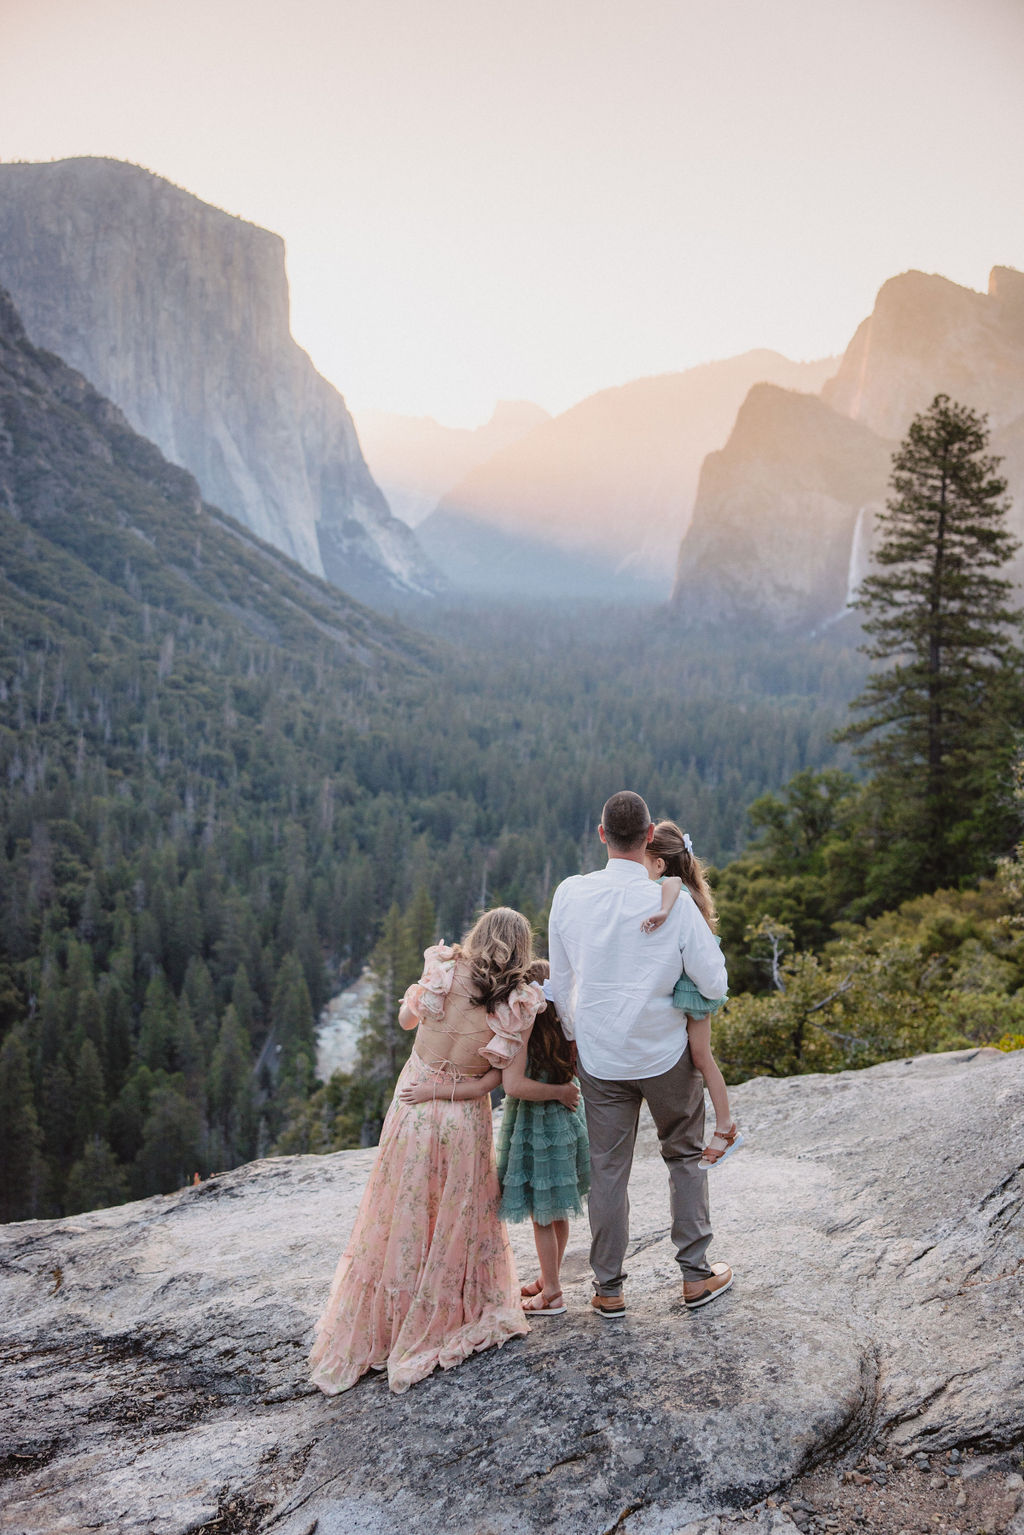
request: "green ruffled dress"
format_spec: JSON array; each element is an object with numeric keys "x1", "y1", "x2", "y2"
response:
[
  {"x1": 660, "y1": 876, "x2": 727, "y2": 1018},
  {"x1": 495, "y1": 1071, "x2": 590, "y2": 1227},
  {"x1": 672, "y1": 934, "x2": 727, "y2": 1018}
]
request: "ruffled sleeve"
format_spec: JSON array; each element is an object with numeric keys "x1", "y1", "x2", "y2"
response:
[
  {"x1": 479, "y1": 980, "x2": 545, "y2": 1068},
  {"x1": 401, "y1": 943, "x2": 457, "y2": 1022}
]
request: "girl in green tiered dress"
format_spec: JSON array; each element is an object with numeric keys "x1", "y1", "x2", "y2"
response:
[
  {"x1": 496, "y1": 960, "x2": 590, "y2": 1316},
  {"x1": 642, "y1": 819, "x2": 744, "y2": 1171}
]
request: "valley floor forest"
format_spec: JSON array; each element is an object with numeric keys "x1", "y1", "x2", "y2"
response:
[{"x1": 2, "y1": 354, "x2": 1024, "y2": 1220}]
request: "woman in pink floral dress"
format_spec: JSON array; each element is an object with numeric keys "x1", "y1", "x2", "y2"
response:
[{"x1": 309, "y1": 907, "x2": 544, "y2": 1395}]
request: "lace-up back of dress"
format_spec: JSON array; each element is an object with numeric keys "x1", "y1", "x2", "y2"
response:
[{"x1": 414, "y1": 961, "x2": 496, "y2": 1077}]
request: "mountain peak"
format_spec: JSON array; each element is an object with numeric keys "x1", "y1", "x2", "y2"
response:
[
  {"x1": 485, "y1": 399, "x2": 551, "y2": 432},
  {"x1": 823, "y1": 263, "x2": 1024, "y2": 439}
]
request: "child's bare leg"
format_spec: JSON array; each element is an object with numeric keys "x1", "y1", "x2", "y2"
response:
[
  {"x1": 524, "y1": 1220, "x2": 564, "y2": 1308},
  {"x1": 686, "y1": 1017, "x2": 734, "y2": 1132},
  {"x1": 554, "y1": 1217, "x2": 569, "y2": 1269}
]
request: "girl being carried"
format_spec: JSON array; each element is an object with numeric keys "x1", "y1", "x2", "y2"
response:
[{"x1": 643, "y1": 820, "x2": 743, "y2": 1169}]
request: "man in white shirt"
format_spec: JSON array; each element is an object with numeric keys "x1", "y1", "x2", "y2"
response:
[{"x1": 548, "y1": 790, "x2": 733, "y2": 1317}]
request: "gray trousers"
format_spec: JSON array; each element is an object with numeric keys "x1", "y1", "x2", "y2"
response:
[{"x1": 577, "y1": 1048, "x2": 713, "y2": 1293}]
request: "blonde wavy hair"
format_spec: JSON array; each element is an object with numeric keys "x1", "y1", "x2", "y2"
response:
[
  {"x1": 457, "y1": 906, "x2": 534, "y2": 1011},
  {"x1": 649, "y1": 820, "x2": 718, "y2": 933}
]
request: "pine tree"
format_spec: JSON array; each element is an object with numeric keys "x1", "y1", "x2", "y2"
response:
[
  {"x1": 271, "y1": 954, "x2": 315, "y2": 1071},
  {"x1": 0, "y1": 1028, "x2": 45, "y2": 1220},
  {"x1": 74, "y1": 1038, "x2": 108, "y2": 1148},
  {"x1": 138, "y1": 970, "x2": 177, "y2": 1072},
  {"x1": 133, "y1": 1084, "x2": 202, "y2": 1196},
  {"x1": 405, "y1": 884, "x2": 438, "y2": 960},
  {"x1": 65, "y1": 1137, "x2": 129, "y2": 1215},
  {"x1": 209, "y1": 1005, "x2": 255, "y2": 1163},
  {"x1": 358, "y1": 902, "x2": 417, "y2": 1084},
  {"x1": 844, "y1": 395, "x2": 1023, "y2": 894}
]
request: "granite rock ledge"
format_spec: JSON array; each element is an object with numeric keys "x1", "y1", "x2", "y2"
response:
[{"x1": 1, "y1": 1048, "x2": 1021, "y2": 1535}]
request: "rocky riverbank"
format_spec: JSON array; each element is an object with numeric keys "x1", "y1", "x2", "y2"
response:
[
  {"x1": 1, "y1": 1048, "x2": 1021, "y2": 1535},
  {"x1": 315, "y1": 970, "x2": 376, "y2": 1082}
]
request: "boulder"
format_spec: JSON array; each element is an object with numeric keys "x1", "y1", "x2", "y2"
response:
[{"x1": 2, "y1": 1048, "x2": 1021, "y2": 1535}]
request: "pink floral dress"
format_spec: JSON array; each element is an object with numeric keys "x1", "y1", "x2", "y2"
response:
[{"x1": 309, "y1": 946, "x2": 544, "y2": 1396}]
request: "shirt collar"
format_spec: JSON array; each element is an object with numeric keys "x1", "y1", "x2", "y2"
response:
[{"x1": 601, "y1": 858, "x2": 651, "y2": 882}]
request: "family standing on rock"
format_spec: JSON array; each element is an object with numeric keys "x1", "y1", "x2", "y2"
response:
[{"x1": 309, "y1": 791, "x2": 740, "y2": 1395}]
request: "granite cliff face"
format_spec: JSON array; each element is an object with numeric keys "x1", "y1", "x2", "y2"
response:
[
  {"x1": 673, "y1": 267, "x2": 1024, "y2": 629},
  {"x1": 823, "y1": 266, "x2": 1024, "y2": 440},
  {"x1": 420, "y1": 352, "x2": 838, "y2": 600},
  {"x1": 0, "y1": 281, "x2": 423, "y2": 676},
  {"x1": 0, "y1": 157, "x2": 437, "y2": 608},
  {"x1": 2, "y1": 1048, "x2": 1021, "y2": 1535},
  {"x1": 673, "y1": 387, "x2": 894, "y2": 629}
]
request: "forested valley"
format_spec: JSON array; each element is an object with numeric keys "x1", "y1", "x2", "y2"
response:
[
  {"x1": 0, "y1": 286, "x2": 866, "y2": 1219},
  {"x1": 2, "y1": 286, "x2": 1023, "y2": 1220}
]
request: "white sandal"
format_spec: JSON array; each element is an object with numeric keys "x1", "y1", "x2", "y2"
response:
[
  {"x1": 522, "y1": 1290, "x2": 566, "y2": 1316},
  {"x1": 699, "y1": 1123, "x2": 744, "y2": 1170}
]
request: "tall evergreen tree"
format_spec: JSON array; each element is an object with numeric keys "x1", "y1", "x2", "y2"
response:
[
  {"x1": 209, "y1": 1004, "x2": 255, "y2": 1163},
  {"x1": 271, "y1": 954, "x2": 315, "y2": 1073},
  {"x1": 65, "y1": 1137, "x2": 129, "y2": 1215},
  {"x1": 844, "y1": 395, "x2": 1023, "y2": 894},
  {"x1": 358, "y1": 902, "x2": 418, "y2": 1085},
  {"x1": 133, "y1": 1084, "x2": 202, "y2": 1196},
  {"x1": 0, "y1": 1028, "x2": 45, "y2": 1221},
  {"x1": 74, "y1": 1038, "x2": 108, "y2": 1147}
]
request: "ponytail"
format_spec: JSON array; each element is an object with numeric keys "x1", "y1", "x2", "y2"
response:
[{"x1": 648, "y1": 820, "x2": 717, "y2": 933}]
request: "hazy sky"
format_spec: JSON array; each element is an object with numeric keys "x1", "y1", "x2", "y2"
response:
[{"x1": 3, "y1": 0, "x2": 1024, "y2": 424}]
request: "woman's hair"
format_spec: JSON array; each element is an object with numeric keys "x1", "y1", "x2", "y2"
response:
[
  {"x1": 523, "y1": 960, "x2": 576, "y2": 1085},
  {"x1": 649, "y1": 820, "x2": 718, "y2": 932},
  {"x1": 459, "y1": 906, "x2": 534, "y2": 1011}
]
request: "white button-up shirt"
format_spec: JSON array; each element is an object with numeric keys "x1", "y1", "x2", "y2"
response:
[{"x1": 548, "y1": 858, "x2": 728, "y2": 1080}]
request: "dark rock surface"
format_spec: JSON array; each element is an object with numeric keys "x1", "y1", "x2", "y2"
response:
[{"x1": 1, "y1": 1048, "x2": 1021, "y2": 1534}]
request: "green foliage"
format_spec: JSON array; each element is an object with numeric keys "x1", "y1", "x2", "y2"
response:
[
  {"x1": 714, "y1": 770, "x2": 863, "y2": 989},
  {"x1": 25, "y1": 294, "x2": 1019, "y2": 1210},
  {"x1": 65, "y1": 1137, "x2": 129, "y2": 1216},
  {"x1": 713, "y1": 879, "x2": 1024, "y2": 1082},
  {"x1": 0, "y1": 1027, "x2": 45, "y2": 1221},
  {"x1": 842, "y1": 394, "x2": 1024, "y2": 896}
]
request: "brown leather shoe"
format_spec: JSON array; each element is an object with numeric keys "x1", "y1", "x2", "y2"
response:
[
  {"x1": 683, "y1": 1262, "x2": 733, "y2": 1310},
  {"x1": 590, "y1": 1293, "x2": 626, "y2": 1320}
]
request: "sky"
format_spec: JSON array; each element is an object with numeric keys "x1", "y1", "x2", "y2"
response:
[{"x1": 3, "y1": 0, "x2": 1024, "y2": 425}]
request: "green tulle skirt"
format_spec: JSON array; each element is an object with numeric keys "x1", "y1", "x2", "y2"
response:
[
  {"x1": 495, "y1": 1088, "x2": 590, "y2": 1227},
  {"x1": 672, "y1": 972, "x2": 727, "y2": 1018},
  {"x1": 671, "y1": 933, "x2": 727, "y2": 1018}
]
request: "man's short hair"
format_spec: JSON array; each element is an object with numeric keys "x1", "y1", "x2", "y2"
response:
[{"x1": 601, "y1": 791, "x2": 651, "y2": 852}]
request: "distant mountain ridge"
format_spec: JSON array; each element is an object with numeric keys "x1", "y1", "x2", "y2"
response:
[
  {"x1": 673, "y1": 266, "x2": 1024, "y2": 630},
  {"x1": 355, "y1": 400, "x2": 551, "y2": 528},
  {"x1": 419, "y1": 351, "x2": 839, "y2": 599},
  {"x1": 0, "y1": 156, "x2": 439, "y2": 609}
]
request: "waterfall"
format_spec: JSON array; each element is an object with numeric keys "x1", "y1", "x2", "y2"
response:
[
  {"x1": 844, "y1": 504, "x2": 872, "y2": 609},
  {"x1": 816, "y1": 504, "x2": 873, "y2": 633}
]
